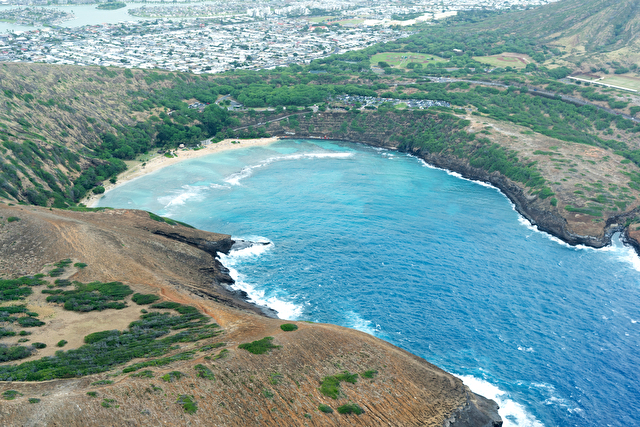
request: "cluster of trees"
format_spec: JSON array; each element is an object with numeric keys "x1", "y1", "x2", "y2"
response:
[{"x1": 393, "y1": 111, "x2": 547, "y2": 189}]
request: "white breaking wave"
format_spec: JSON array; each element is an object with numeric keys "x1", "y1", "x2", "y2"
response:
[
  {"x1": 157, "y1": 184, "x2": 208, "y2": 210},
  {"x1": 217, "y1": 237, "x2": 303, "y2": 320},
  {"x1": 415, "y1": 156, "x2": 496, "y2": 189},
  {"x1": 411, "y1": 154, "x2": 640, "y2": 266},
  {"x1": 616, "y1": 244, "x2": 640, "y2": 272},
  {"x1": 209, "y1": 183, "x2": 230, "y2": 190},
  {"x1": 456, "y1": 375, "x2": 545, "y2": 427},
  {"x1": 224, "y1": 152, "x2": 354, "y2": 186},
  {"x1": 344, "y1": 311, "x2": 380, "y2": 335},
  {"x1": 517, "y1": 213, "x2": 640, "y2": 272}
]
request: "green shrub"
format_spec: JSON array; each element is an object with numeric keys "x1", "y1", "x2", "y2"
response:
[
  {"x1": 280, "y1": 323, "x2": 298, "y2": 332},
  {"x1": 199, "y1": 342, "x2": 225, "y2": 352},
  {"x1": 131, "y1": 293, "x2": 160, "y2": 305},
  {"x1": 129, "y1": 370, "x2": 154, "y2": 378},
  {"x1": 269, "y1": 372, "x2": 283, "y2": 385},
  {"x1": 32, "y1": 342, "x2": 46, "y2": 349},
  {"x1": 56, "y1": 340, "x2": 67, "y2": 347},
  {"x1": 85, "y1": 330, "x2": 120, "y2": 344},
  {"x1": 2, "y1": 390, "x2": 22, "y2": 400},
  {"x1": 238, "y1": 336, "x2": 280, "y2": 355},
  {"x1": 54, "y1": 279, "x2": 72, "y2": 287},
  {"x1": 147, "y1": 212, "x2": 195, "y2": 228},
  {"x1": 18, "y1": 317, "x2": 45, "y2": 327},
  {"x1": 0, "y1": 276, "x2": 44, "y2": 301},
  {"x1": 7, "y1": 217, "x2": 19, "y2": 222},
  {"x1": 123, "y1": 351, "x2": 196, "y2": 373},
  {"x1": 101, "y1": 398, "x2": 116, "y2": 408},
  {"x1": 18, "y1": 330, "x2": 31, "y2": 336},
  {"x1": 91, "y1": 380, "x2": 113, "y2": 386},
  {"x1": 318, "y1": 404, "x2": 334, "y2": 413},
  {"x1": 261, "y1": 388, "x2": 274, "y2": 399},
  {"x1": 45, "y1": 281, "x2": 133, "y2": 312},
  {"x1": 360, "y1": 370, "x2": 378, "y2": 379},
  {"x1": 0, "y1": 328, "x2": 16, "y2": 338},
  {"x1": 319, "y1": 371, "x2": 358, "y2": 399},
  {"x1": 537, "y1": 186, "x2": 555, "y2": 199},
  {"x1": 194, "y1": 364, "x2": 214, "y2": 380},
  {"x1": 28, "y1": 397, "x2": 40, "y2": 404},
  {"x1": 213, "y1": 349, "x2": 229, "y2": 360},
  {"x1": 74, "y1": 262, "x2": 87, "y2": 269},
  {"x1": 87, "y1": 391, "x2": 98, "y2": 397},
  {"x1": 337, "y1": 403, "x2": 364, "y2": 415},
  {"x1": 54, "y1": 259, "x2": 72, "y2": 268},
  {"x1": 150, "y1": 301, "x2": 181, "y2": 310},
  {"x1": 161, "y1": 371, "x2": 185, "y2": 382},
  {"x1": 177, "y1": 394, "x2": 198, "y2": 414},
  {"x1": 48, "y1": 268, "x2": 65, "y2": 277}
]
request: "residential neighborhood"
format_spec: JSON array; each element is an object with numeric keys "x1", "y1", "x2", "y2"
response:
[{"x1": 0, "y1": 0, "x2": 560, "y2": 73}]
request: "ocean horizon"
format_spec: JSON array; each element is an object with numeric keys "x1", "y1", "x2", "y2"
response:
[{"x1": 98, "y1": 138, "x2": 640, "y2": 427}]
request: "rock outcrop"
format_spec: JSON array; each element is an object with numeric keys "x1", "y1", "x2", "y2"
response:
[{"x1": 0, "y1": 203, "x2": 502, "y2": 426}]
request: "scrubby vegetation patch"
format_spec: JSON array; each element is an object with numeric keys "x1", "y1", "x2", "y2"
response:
[
  {"x1": 2, "y1": 390, "x2": 23, "y2": 400},
  {"x1": 177, "y1": 394, "x2": 198, "y2": 414},
  {"x1": 238, "y1": 336, "x2": 280, "y2": 355},
  {"x1": 131, "y1": 293, "x2": 160, "y2": 305},
  {"x1": 280, "y1": 323, "x2": 298, "y2": 332},
  {"x1": 0, "y1": 276, "x2": 45, "y2": 302},
  {"x1": 318, "y1": 403, "x2": 334, "y2": 413},
  {"x1": 194, "y1": 364, "x2": 214, "y2": 380},
  {"x1": 0, "y1": 302, "x2": 220, "y2": 380},
  {"x1": 161, "y1": 370, "x2": 185, "y2": 382},
  {"x1": 360, "y1": 369, "x2": 378, "y2": 379},
  {"x1": 337, "y1": 403, "x2": 364, "y2": 415},
  {"x1": 44, "y1": 281, "x2": 133, "y2": 312},
  {"x1": 319, "y1": 371, "x2": 358, "y2": 399}
]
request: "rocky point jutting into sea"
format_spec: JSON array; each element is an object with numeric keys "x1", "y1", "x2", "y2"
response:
[{"x1": 0, "y1": 203, "x2": 502, "y2": 426}]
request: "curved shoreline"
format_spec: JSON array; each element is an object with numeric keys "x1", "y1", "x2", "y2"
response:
[
  {"x1": 89, "y1": 133, "x2": 640, "y2": 256},
  {"x1": 83, "y1": 137, "x2": 280, "y2": 207},
  {"x1": 284, "y1": 134, "x2": 640, "y2": 255}
]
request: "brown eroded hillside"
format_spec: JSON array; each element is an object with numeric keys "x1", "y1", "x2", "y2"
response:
[{"x1": 0, "y1": 202, "x2": 501, "y2": 427}]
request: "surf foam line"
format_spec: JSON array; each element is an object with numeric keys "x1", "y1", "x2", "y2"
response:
[
  {"x1": 409, "y1": 153, "x2": 640, "y2": 263},
  {"x1": 456, "y1": 374, "x2": 545, "y2": 427},
  {"x1": 224, "y1": 152, "x2": 354, "y2": 186},
  {"x1": 217, "y1": 237, "x2": 304, "y2": 320},
  {"x1": 158, "y1": 184, "x2": 209, "y2": 211}
]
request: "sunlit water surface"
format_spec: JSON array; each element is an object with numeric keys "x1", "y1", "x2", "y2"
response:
[{"x1": 98, "y1": 139, "x2": 640, "y2": 427}]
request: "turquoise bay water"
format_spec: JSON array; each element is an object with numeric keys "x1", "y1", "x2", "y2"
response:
[{"x1": 98, "y1": 139, "x2": 640, "y2": 427}]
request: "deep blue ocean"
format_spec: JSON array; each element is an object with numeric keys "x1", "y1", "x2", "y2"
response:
[{"x1": 97, "y1": 139, "x2": 640, "y2": 427}]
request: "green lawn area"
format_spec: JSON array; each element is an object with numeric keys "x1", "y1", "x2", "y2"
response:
[
  {"x1": 599, "y1": 75, "x2": 640, "y2": 91},
  {"x1": 472, "y1": 53, "x2": 532, "y2": 69},
  {"x1": 307, "y1": 16, "x2": 364, "y2": 25},
  {"x1": 307, "y1": 16, "x2": 336, "y2": 23},
  {"x1": 370, "y1": 52, "x2": 447, "y2": 68},
  {"x1": 335, "y1": 18, "x2": 364, "y2": 25}
]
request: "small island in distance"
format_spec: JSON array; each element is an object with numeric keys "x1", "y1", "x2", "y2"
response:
[{"x1": 96, "y1": 2, "x2": 126, "y2": 10}]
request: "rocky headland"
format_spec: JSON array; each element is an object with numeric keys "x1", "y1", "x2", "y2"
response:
[{"x1": 0, "y1": 203, "x2": 502, "y2": 426}]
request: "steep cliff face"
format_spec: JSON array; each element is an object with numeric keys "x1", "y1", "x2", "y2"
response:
[
  {"x1": 0, "y1": 203, "x2": 502, "y2": 427},
  {"x1": 260, "y1": 111, "x2": 640, "y2": 251}
]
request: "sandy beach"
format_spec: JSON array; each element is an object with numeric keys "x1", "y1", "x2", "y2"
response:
[{"x1": 83, "y1": 137, "x2": 280, "y2": 207}]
